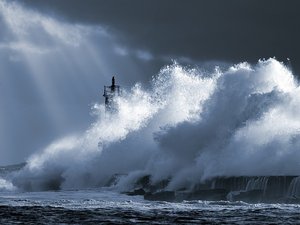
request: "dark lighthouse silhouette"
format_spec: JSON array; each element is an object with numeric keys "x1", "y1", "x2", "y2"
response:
[{"x1": 103, "y1": 76, "x2": 120, "y2": 112}]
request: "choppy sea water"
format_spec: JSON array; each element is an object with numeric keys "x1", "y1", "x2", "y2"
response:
[{"x1": 0, "y1": 189, "x2": 299, "y2": 224}]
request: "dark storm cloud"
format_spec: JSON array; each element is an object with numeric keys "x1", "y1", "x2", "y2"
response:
[
  {"x1": 20, "y1": 0, "x2": 300, "y2": 74},
  {"x1": 1, "y1": 0, "x2": 299, "y2": 165}
]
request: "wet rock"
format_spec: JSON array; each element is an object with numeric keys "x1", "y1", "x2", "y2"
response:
[
  {"x1": 187, "y1": 189, "x2": 228, "y2": 201},
  {"x1": 125, "y1": 188, "x2": 146, "y2": 196},
  {"x1": 285, "y1": 196, "x2": 300, "y2": 204},
  {"x1": 135, "y1": 175, "x2": 151, "y2": 188},
  {"x1": 134, "y1": 175, "x2": 170, "y2": 193},
  {"x1": 144, "y1": 191, "x2": 175, "y2": 202},
  {"x1": 229, "y1": 190, "x2": 263, "y2": 203},
  {"x1": 124, "y1": 175, "x2": 300, "y2": 203},
  {"x1": 105, "y1": 174, "x2": 127, "y2": 187}
]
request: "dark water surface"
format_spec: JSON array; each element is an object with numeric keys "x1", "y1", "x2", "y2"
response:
[{"x1": 0, "y1": 189, "x2": 300, "y2": 224}]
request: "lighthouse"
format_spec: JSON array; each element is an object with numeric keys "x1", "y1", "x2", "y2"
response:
[{"x1": 103, "y1": 76, "x2": 120, "y2": 112}]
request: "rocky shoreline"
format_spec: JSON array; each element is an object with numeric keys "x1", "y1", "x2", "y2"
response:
[{"x1": 120, "y1": 175, "x2": 300, "y2": 203}]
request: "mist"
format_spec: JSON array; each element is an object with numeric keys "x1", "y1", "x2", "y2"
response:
[
  {"x1": 10, "y1": 57, "x2": 300, "y2": 192},
  {"x1": 0, "y1": 0, "x2": 155, "y2": 165},
  {"x1": 1, "y1": 0, "x2": 300, "y2": 192}
]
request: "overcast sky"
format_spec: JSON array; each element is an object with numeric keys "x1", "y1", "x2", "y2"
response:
[
  {"x1": 0, "y1": 0, "x2": 299, "y2": 165},
  {"x1": 21, "y1": 0, "x2": 300, "y2": 71}
]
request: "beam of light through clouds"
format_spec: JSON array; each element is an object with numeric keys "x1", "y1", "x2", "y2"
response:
[
  {"x1": 18, "y1": 0, "x2": 300, "y2": 76},
  {"x1": 0, "y1": 0, "x2": 147, "y2": 164}
]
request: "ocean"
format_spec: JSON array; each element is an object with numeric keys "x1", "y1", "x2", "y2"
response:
[{"x1": 0, "y1": 189, "x2": 300, "y2": 224}]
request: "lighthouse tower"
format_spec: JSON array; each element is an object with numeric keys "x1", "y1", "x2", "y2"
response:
[{"x1": 103, "y1": 76, "x2": 120, "y2": 112}]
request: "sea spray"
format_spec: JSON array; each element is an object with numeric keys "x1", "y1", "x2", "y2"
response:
[
  {"x1": 11, "y1": 59, "x2": 300, "y2": 193},
  {"x1": 0, "y1": 178, "x2": 16, "y2": 191},
  {"x1": 11, "y1": 62, "x2": 215, "y2": 190}
]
